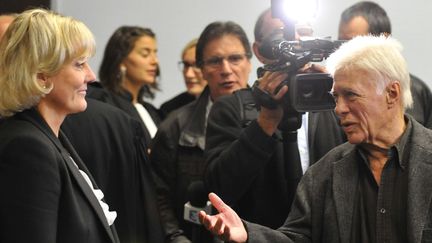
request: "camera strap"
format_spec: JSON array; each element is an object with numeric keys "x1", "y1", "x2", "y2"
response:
[
  {"x1": 233, "y1": 88, "x2": 258, "y2": 128},
  {"x1": 251, "y1": 80, "x2": 281, "y2": 110}
]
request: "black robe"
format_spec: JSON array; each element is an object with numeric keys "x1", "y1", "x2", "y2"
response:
[{"x1": 62, "y1": 98, "x2": 165, "y2": 243}]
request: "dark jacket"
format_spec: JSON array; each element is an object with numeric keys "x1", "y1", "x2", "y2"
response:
[
  {"x1": 159, "y1": 91, "x2": 196, "y2": 120},
  {"x1": 0, "y1": 108, "x2": 120, "y2": 243},
  {"x1": 62, "y1": 98, "x2": 165, "y2": 243},
  {"x1": 407, "y1": 74, "x2": 432, "y2": 128},
  {"x1": 204, "y1": 90, "x2": 346, "y2": 229},
  {"x1": 87, "y1": 82, "x2": 161, "y2": 148},
  {"x1": 150, "y1": 87, "x2": 212, "y2": 242},
  {"x1": 246, "y1": 116, "x2": 432, "y2": 243}
]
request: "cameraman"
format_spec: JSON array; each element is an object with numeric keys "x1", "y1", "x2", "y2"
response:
[
  {"x1": 204, "y1": 8, "x2": 346, "y2": 229},
  {"x1": 338, "y1": 1, "x2": 432, "y2": 128}
]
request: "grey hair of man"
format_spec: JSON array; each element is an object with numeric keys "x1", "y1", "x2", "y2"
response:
[{"x1": 326, "y1": 35, "x2": 413, "y2": 110}]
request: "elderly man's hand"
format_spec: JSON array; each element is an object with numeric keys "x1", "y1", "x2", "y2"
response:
[{"x1": 199, "y1": 193, "x2": 247, "y2": 243}]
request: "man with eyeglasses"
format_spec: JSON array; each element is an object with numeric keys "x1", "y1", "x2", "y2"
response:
[
  {"x1": 203, "y1": 8, "x2": 345, "y2": 230},
  {"x1": 159, "y1": 39, "x2": 207, "y2": 119},
  {"x1": 150, "y1": 21, "x2": 252, "y2": 243}
]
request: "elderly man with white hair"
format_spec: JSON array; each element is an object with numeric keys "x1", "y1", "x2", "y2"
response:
[{"x1": 198, "y1": 35, "x2": 432, "y2": 243}]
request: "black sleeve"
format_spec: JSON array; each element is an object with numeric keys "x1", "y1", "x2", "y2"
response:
[
  {"x1": 204, "y1": 95, "x2": 279, "y2": 206},
  {"x1": 150, "y1": 118, "x2": 191, "y2": 243},
  {"x1": 0, "y1": 135, "x2": 61, "y2": 243},
  {"x1": 409, "y1": 74, "x2": 432, "y2": 128},
  {"x1": 245, "y1": 169, "x2": 315, "y2": 243}
]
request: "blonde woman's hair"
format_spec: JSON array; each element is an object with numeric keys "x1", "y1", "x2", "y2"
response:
[
  {"x1": 0, "y1": 8, "x2": 95, "y2": 117},
  {"x1": 181, "y1": 38, "x2": 198, "y2": 59}
]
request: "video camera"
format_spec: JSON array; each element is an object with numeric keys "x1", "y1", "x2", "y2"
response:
[{"x1": 253, "y1": 0, "x2": 344, "y2": 115}]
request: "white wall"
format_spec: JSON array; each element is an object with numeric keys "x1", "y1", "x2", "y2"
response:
[{"x1": 52, "y1": 0, "x2": 432, "y2": 107}]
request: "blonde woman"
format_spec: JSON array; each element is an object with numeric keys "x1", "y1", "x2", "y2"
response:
[{"x1": 0, "y1": 9, "x2": 119, "y2": 243}]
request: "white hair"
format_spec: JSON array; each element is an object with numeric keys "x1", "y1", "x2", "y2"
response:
[{"x1": 326, "y1": 35, "x2": 413, "y2": 109}]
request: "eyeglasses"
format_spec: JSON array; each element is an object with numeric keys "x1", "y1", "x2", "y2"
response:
[
  {"x1": 202, "y1": 53, "x2": 250, "y2": 69},
  {"x1": 178, "y1": 61, "x2": 200, "y2": 72}
]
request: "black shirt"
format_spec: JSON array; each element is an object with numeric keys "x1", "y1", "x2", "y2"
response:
[{"x1": 351, "y1": 119, "x2": 411, "y2": 243}]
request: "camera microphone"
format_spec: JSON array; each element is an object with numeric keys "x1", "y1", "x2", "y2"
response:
[{"x1": 184, "y1": 181, "x2": 211, "y2": 225}]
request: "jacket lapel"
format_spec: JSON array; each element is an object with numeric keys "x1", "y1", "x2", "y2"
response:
[
  {"x1": 59, "y1": 133, "x2": 117, "y2": 243},
  {"x1": 179, "y1": 87, "x2": 210, "y2": 150},
  {"x1": 332, "y1": 149, "x2": 358, "y2": 243}
]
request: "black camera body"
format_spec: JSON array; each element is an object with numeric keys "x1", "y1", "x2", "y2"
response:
[
  {"x1": 253, "y1": 0, "x2": 344, "y2": 114},
  {"x1": 288, "y1": 73, "x2": 334, "y2": 112},
  {"x1": 255, "y1": 38, "x2": 343, "y2": 112}
]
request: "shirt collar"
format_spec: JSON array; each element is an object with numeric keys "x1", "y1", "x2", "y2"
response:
[
  {"x1": 392, "y1": 116, "x2": 412, "y2": 170},
  {"x1": 357, "y1": 116, "x2": 412, "y2": 170}
]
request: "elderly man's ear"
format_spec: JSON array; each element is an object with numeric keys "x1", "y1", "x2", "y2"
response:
[{"x1": 386, "y1": 81, "x2": 401, "y2": 109}]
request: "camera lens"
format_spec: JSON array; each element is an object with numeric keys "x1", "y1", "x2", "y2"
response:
[{"x1": 300, "y1": 83, "x2": 314, "y2": 99}]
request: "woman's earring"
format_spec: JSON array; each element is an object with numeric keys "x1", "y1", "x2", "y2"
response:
[{"x1": 120, "y1": 66, "x2": 127, "y2": 76}]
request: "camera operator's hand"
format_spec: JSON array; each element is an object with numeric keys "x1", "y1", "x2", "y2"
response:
[{"x1": 256, "y1": 71, "x2": 289, "y2": 136}]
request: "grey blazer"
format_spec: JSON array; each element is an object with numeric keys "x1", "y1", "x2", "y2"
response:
[{"x1": 246, "y1": 116, "x2": 432, "y2": 243}]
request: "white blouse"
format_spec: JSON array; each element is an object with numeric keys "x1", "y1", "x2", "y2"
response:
[
  {"x1": 134, "y1": 103, "x2": 158, "y2": 138},
  {"x1": 70, "y1": 156, "x2": 117, "y2": 226}
]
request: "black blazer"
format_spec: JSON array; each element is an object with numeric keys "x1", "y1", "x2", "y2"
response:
[
  {"x1": 62, "y1": 98, "x2": 165, "y2": 243},
  {"x1": 0, "y1": 108, "x2": 119, "y2": 243}
]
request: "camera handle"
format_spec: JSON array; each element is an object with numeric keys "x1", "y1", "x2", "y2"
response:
[
  {"x1": 279, "y1": 111, "x2": 303, "y2": 204},
  {"x1": 281, "y1": 127, "x2": 304, "y2": 206},
  {"x1": 251, "y1": 82, "x2": 279, "y2": 110},
  {"x1": 279, "y1": 112, "x2": 303, "y2": 183},
  {"x1": 252, "y1": 79, "x2": 303, "y2": 131}
]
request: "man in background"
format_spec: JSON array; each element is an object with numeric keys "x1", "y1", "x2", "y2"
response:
[{"x1": 338, "y1": 1, "x2": 432, "y2": 128}]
